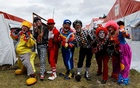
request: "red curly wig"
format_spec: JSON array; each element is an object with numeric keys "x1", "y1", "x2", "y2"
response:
[
  {"x1": 105, "y1": 20, "x2": 119, "y2": 30},
  {"x1": 96, "y1": 26, "x2": 108, "y2": 36}
]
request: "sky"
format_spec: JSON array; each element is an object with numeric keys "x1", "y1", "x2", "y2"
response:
[{"x1": 0, "y1": 0, "x2": 116, "y2": 28}]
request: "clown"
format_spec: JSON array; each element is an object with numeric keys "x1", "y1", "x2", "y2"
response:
[
  {"x1": 105, "y1": 20, "x2": 120, "y2": 82},
  {"x1": 92, "y1": 26, "x2": 110, "y2": 84},
  {"x1": 73, "y1": 19, "x2": 94, "y2": 82},
  {"x1": 58, "y1": 19, "x2": 75, "y2": 79},
  {"x1": 10, "y1": 21, "x2": 37, "y2": 85},
  {"x1": 117, "y1": 21, "x2": 132, "y2": 86},
  {"x1": 47, "y1": 18, "x2": 60, "y2": 80}
]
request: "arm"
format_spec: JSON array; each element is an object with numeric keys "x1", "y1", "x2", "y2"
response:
[
  {"x1": 122, "y1": 30, "x2": 131, "y2": 39},
  {"x1": 10, "y1": 29, "x2": 19, "y2": 40},
  {"x1": 26, "y1": 34, "x2": 36, "y2": 48},
  {"x1": 67, "y1": 33, "x2": 75, "y2": 48},
  {"x1": 120, "y1": 28, "x2": 130, "y2": 39}
]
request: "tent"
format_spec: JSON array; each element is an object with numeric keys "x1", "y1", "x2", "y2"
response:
[
  {"x1": 104, "y1": 0, "x2": 140, "y2": 72},
  {"x1": 0, "y1": 11, "x2": 26, "y2": 66}
]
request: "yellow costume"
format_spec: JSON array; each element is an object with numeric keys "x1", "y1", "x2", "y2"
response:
[{"x1": 11, "y1": 21, "x2": 37, "y2": 85}]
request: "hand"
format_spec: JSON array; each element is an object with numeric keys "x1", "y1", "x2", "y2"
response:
[
  {"x1": 68, "y1": 43, "x2": 73, "y2": 48},
  {"x1": 64, "y1": 43, "x2": 68, "y2": 48},
  {"x1": 10, "y1": 30, "x2": 19, "y2": 39}
]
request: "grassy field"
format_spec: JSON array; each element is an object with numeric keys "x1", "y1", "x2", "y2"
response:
[{"x1": 0, "y1": 48, "x2": 140, "y2": 88}]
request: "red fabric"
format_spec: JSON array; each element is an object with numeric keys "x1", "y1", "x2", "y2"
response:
[
  {"x1": 96, "y1": 54, "x2": 110, "y2": 80},
  {"x1": 111, "y1": 55, "x2": 120, "y2": 80},
  {"x1": 0, "y1": 11, "x2": 25, "y2": 23},
  {"x1": 48, "y1": 46, "x2": 59, "y2": 67},
  {"x1": 47, "y1": 18, "x2": 55, "y2": 24},
  {"x1": 10, "y1": 30, "x2": 19, "y2": 39},
  {"x1": 104, "y1": 0, "x2": 140, "y2": 22},
  {"x1": 61, "y1": 41, "x2": 66, "y2": 47},
  {"x1": 48, "y1": 28, "x2": 59, "y2": 67},
  {"x1": 68, "y1": 43, "x2": 74, "y2": 48},
  {"x1": 95, "y1": 56, "x2": 102, "y2": 73},
  {"x1": 102, "y1": 55, "x2": 110, "y2": 80}
]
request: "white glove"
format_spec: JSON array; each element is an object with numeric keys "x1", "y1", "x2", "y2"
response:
[{"x1": 48, "y1": 31, "x2": 54, "y2": 39}]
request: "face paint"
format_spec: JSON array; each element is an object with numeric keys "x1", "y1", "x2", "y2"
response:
[
  {"x1": 64, "y1": 28, "x2": 69, "y2": 32},
  {"x1": 22, "y1": 26, "x2": 29, "y2": 33},
  {"x1": 63, "y1": 23, "x2": 70, "y2": 32},
  {"x1": 98, "y1": 30, "x2": 105, "y2": 39}
]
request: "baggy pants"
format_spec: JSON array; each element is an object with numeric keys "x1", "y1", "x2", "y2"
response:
[{"x1": 19, "y1": 53, "x2": 35, "y2": 76}]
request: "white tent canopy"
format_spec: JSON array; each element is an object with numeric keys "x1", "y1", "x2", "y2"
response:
[
  {"x1": 0, "y1": 14, "x2": 17, "y2": 65},
  {"x1": 0, "y1": 11, "x2": 28, "y2": 66}
]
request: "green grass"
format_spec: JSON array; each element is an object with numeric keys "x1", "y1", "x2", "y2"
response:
[{"x1": 0, "y1": 48, "x2": 140, "y2": 88}]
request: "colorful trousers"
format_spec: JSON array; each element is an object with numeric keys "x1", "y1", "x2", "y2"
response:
[
  {"x1": 61, "y1": 47, "x2": 74, "y2": 70},
  {"x1": 118, "y1": 44, "x2": 132, "y2": 85}
]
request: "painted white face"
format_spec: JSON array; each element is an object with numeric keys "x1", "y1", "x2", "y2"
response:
[
  {"x1": 64, "y1": 28, "x2": 69, "y2": 32},
  {"x1": 98, "y1": 30, "x2": 105, "y2": 39}
]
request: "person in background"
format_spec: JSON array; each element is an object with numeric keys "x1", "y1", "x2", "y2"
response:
[
  {"x1": 47, "y1": 18, "x2": 60, "y2": 80},
  {"x1": 58, "y1": 19, "x2": 75, "y2": 79},
  {"x1": 73, "y1": 19, "x2": 94, "y2": 82},
  {"x1": 33, "y1": 17, "x2": 48, "y2": 80},
  {"x1": 105, "y1": 20, "x2": 120, "y2": 82},
  {"x1": 117, "y1": 21, "x2": 132, "y2": 86},
  {"x1": 10, "y1": 21, "x2": 37, "y2": 86}
]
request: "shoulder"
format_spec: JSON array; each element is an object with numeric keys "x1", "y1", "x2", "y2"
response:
[{"x1": 53, "y1": 27, "x2": 59, "y2": 32}]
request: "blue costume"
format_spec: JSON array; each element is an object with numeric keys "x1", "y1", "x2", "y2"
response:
[{"x1": 58, "y1": 19, "x2": 75, "y2": 79}]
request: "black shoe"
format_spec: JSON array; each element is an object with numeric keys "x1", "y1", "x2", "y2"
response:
[
  {"x1": 101, "y1": 80, "x2": 107, "y2": 84},
  {"x1": 75, "y1": 75, "x2": 81, "y2": 82},
  {"x1": 84, "y1": 72, "x2": 91, "y2": 81}
]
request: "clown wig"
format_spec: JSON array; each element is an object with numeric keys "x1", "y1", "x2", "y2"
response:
[
  {"x1": 96, "y1": 27, "x2": 108, "y2": 36},
  {"x1": 105, "y1": 20, "x2": 119, "y2": 30}
]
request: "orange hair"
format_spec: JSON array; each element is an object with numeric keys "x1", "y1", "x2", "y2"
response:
[{"x1": 96, "y1": 27, "x2": 108, "y2": 36}]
